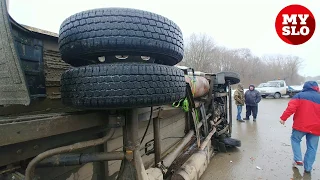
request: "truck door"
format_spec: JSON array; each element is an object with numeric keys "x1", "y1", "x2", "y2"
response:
[{"x1": 279, "y1": 81, "x2": 286, "y2": 95}]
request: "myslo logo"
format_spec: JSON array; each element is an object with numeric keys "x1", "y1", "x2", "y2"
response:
[{"x1": 275, "y1": 4, "x2": 316, "y2": 45}]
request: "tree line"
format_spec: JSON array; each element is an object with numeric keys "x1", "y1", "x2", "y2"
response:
[{"x1": 179, "y1": 33, "x2": 306, "y2": 88}]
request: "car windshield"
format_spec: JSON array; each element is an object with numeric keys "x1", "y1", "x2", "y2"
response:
[
  {"x1": 265, "y1": 82, "x2": 279, "y2": 87},
  {"x1": 257, "y1": 83, "x2": 267, "y2": 88}
]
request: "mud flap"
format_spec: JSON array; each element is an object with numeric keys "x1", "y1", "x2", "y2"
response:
[{"x1": 0, "y1": 0, "x2": 30, "y2": 105}]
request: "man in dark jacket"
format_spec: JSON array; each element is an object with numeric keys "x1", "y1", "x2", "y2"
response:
[
  {"x1": 280, "y1": 81, "x2": 320, "y2": 173},
  {"x1": 234, "y1": 83, "x2": 245, "y2": 122},
  {"x1": 243, "y1": 84, "x2": 261, "y2": 121}
]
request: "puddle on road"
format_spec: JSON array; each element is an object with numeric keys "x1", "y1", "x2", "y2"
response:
[{"x1": 201, "y1": 99, "x2": 320, "y2": 180}]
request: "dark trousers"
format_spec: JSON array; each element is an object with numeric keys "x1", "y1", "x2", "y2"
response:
[{"x1": 246, "y1": 105, "x2": 258, "y2": 119}]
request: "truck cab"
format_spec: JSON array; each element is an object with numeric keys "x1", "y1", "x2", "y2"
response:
[{"x1": 257, "y1": 80, "x2": 287, "y2": 99}]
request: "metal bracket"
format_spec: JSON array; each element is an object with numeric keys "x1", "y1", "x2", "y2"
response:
[
  {"x1": 157, "y1": 161, "x2": 168, "y2": 174},
  {"x1": 108, "y1": 115, "x2": 125, "y2": 128},
  {"x1": 216, "y1": 73, "x2": 226, "y2": 85},
  {"x1": 199, "y1": 103, "x2": 209, "y2": 136},
  {"x1": 125, "y1": 150, "x2": 134, "y2": 161},
  {"x1": 227, "y1": 81, "x2": 233, "y2": 136},
  {"x1": 144, "y1": 139, "x2": 155, "y2": 156}
]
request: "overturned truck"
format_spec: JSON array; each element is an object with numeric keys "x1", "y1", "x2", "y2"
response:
[{"x1": 0, "y1": 1, "x2": 241, "y2": 179}]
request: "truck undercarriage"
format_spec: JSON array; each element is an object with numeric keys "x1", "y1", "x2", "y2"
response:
[{"x1": 0, "y1": 1, "x2": 241, "y2": 179}]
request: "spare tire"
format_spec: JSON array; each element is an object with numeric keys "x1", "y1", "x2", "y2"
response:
[
  {"x1": 217, "y1": 71, "x2": 240, "y2": 85},
  {"x1": 58, "y1": 8, "x2": 184, "y2": 67},
  {"x1": 60, "y1": 63, "x2": 186, "y2": 109}
]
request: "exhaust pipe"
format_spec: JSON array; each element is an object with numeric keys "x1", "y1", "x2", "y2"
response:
[
  {"x1": 171, "y1": 125, "x2": 215, "y2": 180},
  {"x1": 146, "y1": 130, "x2": 195, "y2": 180},
  {"x1": 160, "y1": 130, "x2": 194, "y2": 172},
  {"x1": 171, "y1": 145, "x2": 213, "y2": 180}
]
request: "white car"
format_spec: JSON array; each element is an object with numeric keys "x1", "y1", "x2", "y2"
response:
[
  {"x1": 256, "y1": 80, "x2": 287, "y2": 99},
  {"x1": 255, "y1": 83, "x2": 267, "y2": 92}
]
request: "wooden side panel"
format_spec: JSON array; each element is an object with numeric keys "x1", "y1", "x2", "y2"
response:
[{"x1": 43, "y1": 49, "x2": 71, "y2": 99}]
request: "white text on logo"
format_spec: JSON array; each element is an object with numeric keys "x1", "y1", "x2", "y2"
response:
[{"x1": 282, "y1": 14, "x2": 309, "y2": 36}]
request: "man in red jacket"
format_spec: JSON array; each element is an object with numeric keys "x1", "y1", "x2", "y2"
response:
[{"x1": 280, "y1": 81, "x2": 320, "y2": 173}]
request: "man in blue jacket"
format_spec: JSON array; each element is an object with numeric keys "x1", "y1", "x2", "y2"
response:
[{"x1": 243, "y1": 84, "x2": 261, "y2": 121}]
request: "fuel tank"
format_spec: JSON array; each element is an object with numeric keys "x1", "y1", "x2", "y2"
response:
[{"x1": 185, "y1": 75, "x2": 210, "y2": 98}]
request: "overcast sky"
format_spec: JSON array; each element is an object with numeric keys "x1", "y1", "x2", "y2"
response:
[{"x1": 8, "y1": 0, "x2": 320, "y2": 77}]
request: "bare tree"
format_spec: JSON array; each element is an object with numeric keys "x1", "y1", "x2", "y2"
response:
[
  {"x1": 180, "y1": 33, "x2": 218, "y2": 72},
  {"x1": 181, "y1": 33, "x2": 305, "y2": 87}
]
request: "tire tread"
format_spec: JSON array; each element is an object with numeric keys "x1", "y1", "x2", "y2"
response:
[
  {"x1": 61, "y1": 63, "x2": 186, "y2": 109},
  {"x1": 58, "y1": 8, "x2": 184, "y2": 66}
]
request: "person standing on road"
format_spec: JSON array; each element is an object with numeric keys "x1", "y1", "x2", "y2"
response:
[
  {"x1": 243, "y1": 84, "x2": 261, "y2": 121},
  {"x1": 234, "y1": 83, "x2": 245, "y2": 122},
  {"x1": 279, "y1": 81, "x2": 320, "y2": 174}
]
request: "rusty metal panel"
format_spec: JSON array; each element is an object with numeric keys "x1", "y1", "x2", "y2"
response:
[
  {"x1": 0, "y1": 98, "x2": 75, "y2": 116},
  {"x1": 0, "y1": 0, "x2": 30, "y2": 105},
  {"x1": 0, "y1": 126, "x2": 105, "y2": 167},
  {"x1": 0, "y1": 112, "x2": 108, "y2": 146}
]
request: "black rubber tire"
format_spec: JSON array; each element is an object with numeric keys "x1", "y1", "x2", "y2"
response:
[
  {"x1": 261, "y1": 95, "x2": 267, "y2": 98},
  {"x1": 223, "y1": 137, "x2": 241, "y2": 147},
  {"x1": 58, "y1": 8, "x2": 184, "y2": 67},
  {"x1": 274, "y1": 92, "x2": 281, "y2": 99},
  {"x1": 217, "y1": 71, "x2": 240, "y2": 85},
  {"x1": 60, "y1": 63, "x2": 186, "y2": 109}
]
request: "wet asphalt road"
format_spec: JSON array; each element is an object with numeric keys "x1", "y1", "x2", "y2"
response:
[{"x1": 201, "y1": 97, "x2": 320, "y2": 180}]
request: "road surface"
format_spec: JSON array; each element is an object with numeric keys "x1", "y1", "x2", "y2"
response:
[{"x1": 201, "y1": 97, "x2": 320, "y2": 180}]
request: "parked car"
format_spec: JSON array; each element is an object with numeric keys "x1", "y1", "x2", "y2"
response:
[
  {"x1": 256, "y1": 80, "x2": 287, "y2": 99},
  {"x1": 255, "y1": 83, "x2": 267, "y2": 92},
  {"x1": 286, "y1": 85, "x2": 303, "y2": 97}
]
